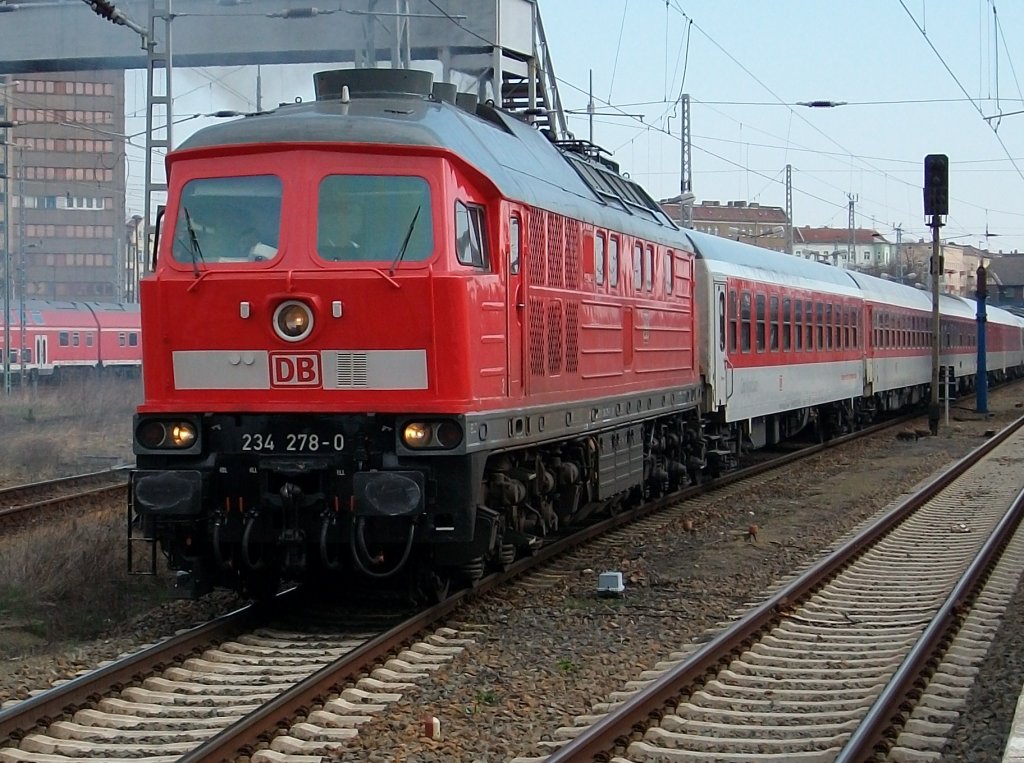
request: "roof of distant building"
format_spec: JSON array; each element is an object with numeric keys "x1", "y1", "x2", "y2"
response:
[
  {"x1": 659, "y1": 198, "x2": 789, "y2": 226},
  {"x1": 795, "y1": 226, "x2": 890, "y2": 246},
  {"x1": 986, "y1": 254, "x2": 1024, "y2": 286}
]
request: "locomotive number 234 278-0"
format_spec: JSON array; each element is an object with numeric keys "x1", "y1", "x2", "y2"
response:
[{"x1": 240, "y1": 432, "x2": 345, "y2": 452}]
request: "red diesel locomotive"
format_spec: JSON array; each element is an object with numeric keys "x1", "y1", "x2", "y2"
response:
[
  {"x1": 130, "y1": 69, "x2": 704, "y2": 598},
  {"x1": 130, "y1": 68, "x2": 1024, "y2": 600}
]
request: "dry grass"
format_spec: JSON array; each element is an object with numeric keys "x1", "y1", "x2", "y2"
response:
[
  {"x1": 0, "y1": 377, "x2": 140, "y2": 485},
  {"x1": 0, "y1": 377, "x2": 164, "y2": 652},
  {"x1": 0, "y1": 508, "x2": 169, "y2": 651}
]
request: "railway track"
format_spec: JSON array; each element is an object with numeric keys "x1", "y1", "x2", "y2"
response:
[
  {"x1": 515, "y1": 413, "x2": 1024, "y2": 763},
  {"x1": 0, "y1": 466, "x2": 129, "y2": 530},
  {"x1": 0, "y1": 411, "x2": 974, "y2": 762}
]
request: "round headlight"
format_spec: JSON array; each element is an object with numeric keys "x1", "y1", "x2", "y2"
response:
[
  {"x1": 137, "y1": 420, "x2": 166, "y2": 448},
  {"x1": 403, "y1": 422, "x2": 432, "y2": 448},
  {"x1": 436, "y1": 420, "x2": 463, "y2": 448},
  {"x1": 273, "y1": 300, "x2": 314, "y2": 342},
  {"x1": 170, "y1": 423, "x2": 197, "y2": 448}
]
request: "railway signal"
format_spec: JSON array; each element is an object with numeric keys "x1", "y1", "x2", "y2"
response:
[{"x1": 924, "y1": 154, "x2": 948, "y2": 435}]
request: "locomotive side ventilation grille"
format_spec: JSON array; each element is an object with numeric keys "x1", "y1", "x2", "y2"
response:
[
  {"x1": 526, "y1": 206, "x2": 582, "y2": 379},
  {"x1": 528, "y1": 298, "x2": 546, "y2": 376},
  {"x1": 546, "y1": 300, "x2": 564, "y2": 374},
  {"x1": 546, "y1": 215, "x2": 564, "y2": 288},
  {"x1": 565, "y1": 301, "x2": 580, "y2": 374},
  {"x1": 528, "y1": 212, "x2": 546, "y2": 286}
]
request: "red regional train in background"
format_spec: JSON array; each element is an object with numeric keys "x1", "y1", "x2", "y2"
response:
[
  {"x1": 128, "y1": 68, "x2": 1024, "y2": 600},
  {"x1": 0, "y1": 299, "x2": 141, "y2": 381}
]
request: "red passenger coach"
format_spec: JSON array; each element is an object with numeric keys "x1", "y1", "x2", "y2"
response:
[
  {"x1": 0, "y1": 299, "x2": 141, "y2": 380},
  {"x1": 131, "y1": 69, "x2": 704, "y2": 599}
]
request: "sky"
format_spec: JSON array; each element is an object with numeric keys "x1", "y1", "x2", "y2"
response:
[{"x1": 123, "y1": 1, "x2": 1024, "y2": 253}]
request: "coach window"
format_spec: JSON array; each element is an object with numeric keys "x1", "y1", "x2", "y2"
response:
[
  {"x1": 825, "y1": 304, "x2": 833, "y2": 349},
  {"x1": 718, "y1": 292, "x2": 726, "y2": 351},
  {"x1": 129, "y1": 333, "x2": 139, "y2": 347},
  {"x1": 119, "y1": 332, "x2": 127, "y2": 347},
  {"x1": 632, "y1": 243, "x2": 642, "y2": 292},
  {"x1": 664, "y1": 251, "x2": 673, "y2": 294},
  {"x1": 794, "y1": 299, "x2": 803, "y2": 350},
  {"x1": 815, "y1": 302, "x2": 824, "y2": 350},
  {"x1": 729, "y1": 289, "x2": 738, "y2": 352},
  {"x1": 741, "y1": 291, "x2": 752, "y2": 351},
  {"x1": 59, "y1": 332, "x2": 69, "y2": 346},
  {"x1": 769, "y1": 295, "x2": 779, "y2": 351},
  {"x1": 509, "y1": 216, "x2": 521, "y2": 275},
  {"x1": 782, "y1": 298, "x2": 792, "y2": 351},
  {"x1": 805, "y1": 300, "x2": 813, "y2": 351},
  {"x1": 86, "y1": 333, "x2": 94, "y2": 347},
  {"x1": 755, "y1": 293, "x2": 766, "y2": 352},
  {"x1": 72, "y1": 332, "x2": 80, "y2": 347},
  {"x1": 608, "y1": 237, "x2": 619, "y2": 287},
  {"x1": 595, "y1": 233, "x2": 606, "y2": 285},
  {"x1": 644, "y1": 246, "x2": 654, "y2": 291},
  {"x1": 853, "y1": 310, "x2": 859, "y2": 347}
]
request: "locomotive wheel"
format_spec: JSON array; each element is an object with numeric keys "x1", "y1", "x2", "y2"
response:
[{"x1": 409, "y1": 566, "x2": 451, "y2": 605}]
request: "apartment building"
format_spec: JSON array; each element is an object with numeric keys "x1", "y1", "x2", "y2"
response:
[{"x1": 1, "y1": 71, "x2": 126, "y2": 301}]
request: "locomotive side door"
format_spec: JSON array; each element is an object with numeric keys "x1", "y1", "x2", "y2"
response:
[
  {"x1": 506, "y1": 211, "x2": 524, "y2": 399},
  {"x1": 712, "y1": 280, "x2": 730, "y2": 408}
]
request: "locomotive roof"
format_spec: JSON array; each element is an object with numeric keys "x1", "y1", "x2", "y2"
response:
[{"x1": 175, "y1": 93, "x2": 681, "y2": 244}]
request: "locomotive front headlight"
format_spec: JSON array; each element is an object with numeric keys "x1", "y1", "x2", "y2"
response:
[
  {"x1": 136, "y1": 420, "x2": 167, "y2": 448},
  {"x1": 402, "y1": 422, "x2": 432, "y2": 448},
  {"x1": 400, "y1": 420, "x2": 462, "y2": 450},
  {"x1": 170, "y1": 422, "x2": 197, "y2": 448},
  {"x1": 273, "y1": 300, "x2": 314, "y2": 342},
  {"x1": 134, "y1": 417, "x2": 200, "y2": 453}
]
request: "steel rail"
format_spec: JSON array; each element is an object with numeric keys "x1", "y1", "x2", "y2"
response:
[
  {"x1": 0, "y1": 464, "x2": 130, "y2": 502},
  {"x1": 542, "y1": 413, "x2": 1024, "y2": 763},
  {"x1": 0, "y1": 596, "x2": 284, "y2": 745},
  {"x1": 834, "y1": 482, "x2": 1024, "y2": 762}
]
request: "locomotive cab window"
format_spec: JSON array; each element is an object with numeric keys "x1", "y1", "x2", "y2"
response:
[
  {"x1": 608, "y1": 237, "x2": 620, "y2": 287},
  {"x1": 172, "y1": 175, "x2": 282, "y2": 265},
  {"x1": 509, "y1": 215, "x2": 521, "y2": 275},
  {"x1": 595, "y1": 233, "x2": 606, "y2": 285},
  {"x1": 319, "y1": 175, "x2": 433, "y2": 265},
  {"x1": 454, "y1": 201, "x2": 488, "y2": 268}
]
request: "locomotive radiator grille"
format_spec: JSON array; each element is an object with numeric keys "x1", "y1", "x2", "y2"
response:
[{"x1": 335, "y1": 352, "x2": 369, "y2": 387}]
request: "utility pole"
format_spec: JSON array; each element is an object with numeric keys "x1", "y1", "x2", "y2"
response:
[
  {"x1": 846, "y1": 194, "x2": 857, "y2": 268},
  {"x1": 785, "y1": 164, "x2": 793, "y2": 255},
  {"x1": 679, "y1": 93, "x2": 692, "y2": 228},
  {"x1": 924, "y1": 154, "x2": 948, "y2": 436},
  {"x1": 895, "y1": 224, "x2": 903, "y2": 279},
  {"x1": 1, "y1": 109, "x2": 10, "y2": 396},
  {"x1": 17, "y1": 162, "x2": 24, "y2": 389}
]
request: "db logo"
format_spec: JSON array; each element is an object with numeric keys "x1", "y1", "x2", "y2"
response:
[{"x1": 270, "y1": 353, "x2": 321, "y2": 387}]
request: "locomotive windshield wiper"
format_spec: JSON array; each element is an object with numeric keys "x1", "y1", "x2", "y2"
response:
[
  {"x1": 389, "y1": 205, "x2": 421, "y2": 276},
  {"x1": 182, "y1": 206, "x2": 206, "y2": 278}
]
